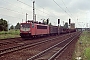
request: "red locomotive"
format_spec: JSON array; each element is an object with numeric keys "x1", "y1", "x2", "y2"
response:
[{"x1": 20, "y1": 21, "x2": 49, "y2": 38}]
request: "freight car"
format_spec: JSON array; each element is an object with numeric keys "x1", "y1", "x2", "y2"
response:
[{"x1": 49, "y1": 26, "x2": 58, "y2": 35}]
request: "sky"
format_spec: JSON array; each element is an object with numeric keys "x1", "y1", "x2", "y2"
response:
[{"x1": 0, "y1": 0, "x2": 90, "y2": 28}]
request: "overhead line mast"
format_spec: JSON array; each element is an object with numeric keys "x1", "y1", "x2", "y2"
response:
[
  {"x1": 33, "y1": 1, "x2": 35, "y2": 22},
  {"x1": 26, "y1": 13, "x2": 28, "y2": 23}
]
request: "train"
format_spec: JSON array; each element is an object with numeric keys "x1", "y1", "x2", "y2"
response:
[{"x1": 20, "y1": 20, "x2": 76, "y2": 38}]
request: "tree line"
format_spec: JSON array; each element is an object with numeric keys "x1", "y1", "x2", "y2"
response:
[
  {"x1": 10, "y1": 23, "x2": 20, "y2": 29},
  {"x1": 0, "y1": 18, "x2": 20, "y2": 31}
]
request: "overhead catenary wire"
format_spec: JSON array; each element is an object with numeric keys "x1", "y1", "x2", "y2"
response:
[
  {"x1": 1, "y1": 0, "x2": 34, "y2": 20},
  {"x1": 0, "y1": 7, "x2": 24, "y2": 15},
  {"x1": 0, "y1": 13, "x2": 22, "y2": 19},
  {"x1": 17, "y1": 0, "x2": 58, "y2": 19},
  {"x1": 0, "y1": 0, "x2": 34, "y2": 22},
  {"x1": 61, "y1": 0, "x2": 75, "y2": 19},
  {"x1": 17, "y1": 0, "x2": 32, "y2": 7},
  {"x1": 0, "y1": 0, "x2": 29, "y2": 17},
  {"x1": 1, "y1": 0, "x2": 71, "y2": 25},
  {"x1": 53, "y1": 0, "x2": 73, "y2": 19},
  {"x1": 1, "y1": 0, "x2": 60, "y2": 22},
  {"x1": 30, "y1": 0, "x2": 58, "y2": 19},
  {"x1": 4, "y1": 0, "x2": 31, "y2": 12}
]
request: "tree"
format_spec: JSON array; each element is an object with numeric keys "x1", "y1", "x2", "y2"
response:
[
  {"x1": 64, "y1": 22, "x2": 68, "y2": 28},
  {"x1": 10, "y1": 25, "x2": 14, "y2": 29},
  {"x1": 0, "y1": 18, "x2": 8, "y2": 31},
  {"x1": 15, "y1": 22, "x2": 20, "y2": 29},
  {"x1": 49, "y1": 23, "x2": 52, "y2": 26}
]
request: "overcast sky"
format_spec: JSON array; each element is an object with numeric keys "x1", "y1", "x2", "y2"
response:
[{"x1": 0, "y1": 0, "x2": 90, "y2": 28}]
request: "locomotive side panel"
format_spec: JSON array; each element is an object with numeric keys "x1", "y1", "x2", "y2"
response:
[
  {"x1": 31, "y1": 23, "x2": 36, "y2": 35},
  {"x1": 35, "y1": 25, "x2": 49, "y2": 35}
]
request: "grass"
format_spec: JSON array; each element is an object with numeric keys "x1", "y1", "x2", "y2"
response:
[
  {"x1": 84, "y1": 48, "x2": 90, "y2": 60},
  {"x1": 0, "y1": 29, "x2": 20, "y2": 35},
  {"x1": 73, "y1": 31, "x2": 90, "y2": 60},
  {"x1": 0, "y1": 29, "x2": 20, "y2": 39}
]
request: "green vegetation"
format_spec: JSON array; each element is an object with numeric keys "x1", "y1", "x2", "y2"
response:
[
  {"x1": 73, "y1": 31, "x2": 90, "y2": 60},
  {"x1": 0, "y1": 29, "x2": 20, "y2": 39},
  {"x1": 0, "y1": 18, "x2": 20, "y2": 39},
  {"x1": 64, "y1": 22, "x2": 68, "y2": 28},
  {"x1": 84, "y1": 48, "x2": 90, "y2": 60},
  {"x1": 10, "y1": 25, "x2": 14, "y2": 29},
  {"x1": 15, "y1": 22, "x2": 20, "y2": 29},
  {"x1": 10, "y1": 22, "x2": 20, "y2": 29},
  {"x1": 0, "y1": 18, "x2": 8, "y2": 31}
]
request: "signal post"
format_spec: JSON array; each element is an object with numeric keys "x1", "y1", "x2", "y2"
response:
[{"x1": 58, "y1": 19, "x2": 60, "y2": 35}]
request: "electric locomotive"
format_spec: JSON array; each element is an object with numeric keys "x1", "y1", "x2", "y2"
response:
[{"x1": 20, "y1": 21, "x2": 49, "y2": 38}]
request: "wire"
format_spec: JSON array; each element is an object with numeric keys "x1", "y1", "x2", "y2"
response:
[
  {"x1": 17, "y1": 0, "x2": 32, "y2": 7},
  {"x1": 53, "y1": 0, "x2": 73, "y2": 18},
  {"x1": 30, "y1": 0, "x2": 58, "y2": 18},
  {"x1": 0, "y1": 7, "x2": 24, "y2": 15},
  {"x1": 1, "y1": 0, "x2": 33, "y2": 15},
  {"x1": 17, "y1": 0, "x2": 58, "y2": 19},
  {"x1": 0, "y1": 13, "x2": 22, "y2": 19},
  {"x1": 61, "y1": 0, "x2": 74, "y2": 18}
]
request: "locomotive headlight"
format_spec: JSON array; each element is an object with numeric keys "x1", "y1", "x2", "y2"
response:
[{"x1": 21, "y1": 25, "x2": 22, "y2": 27}]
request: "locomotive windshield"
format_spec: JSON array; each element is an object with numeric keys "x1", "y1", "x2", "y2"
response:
[
  {"x1": 20, "y1": 23, "x2": 30, "y2": 31},
  {"x1": 21, "y1": 24, "x2": 30, "y2": 28}
]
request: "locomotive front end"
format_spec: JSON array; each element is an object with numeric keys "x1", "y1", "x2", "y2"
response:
[{"x1": 20, "y1": 23, "x2": 31, "y2": 38}]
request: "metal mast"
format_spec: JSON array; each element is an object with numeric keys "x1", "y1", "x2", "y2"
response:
[
  {"x1": 26, "y1": 13, "x2": 28, "y2": 23},
  {"x1": 33, "y1": 1, "x2": 35, "y2": 22}
]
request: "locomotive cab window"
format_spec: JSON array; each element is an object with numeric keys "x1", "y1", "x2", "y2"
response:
[
  {"x1": 37, "y1": 25, "x2": 47, "y2": 29},
  {"x1": 21, "y1": 24, "x2": 30, "y2": 28}
]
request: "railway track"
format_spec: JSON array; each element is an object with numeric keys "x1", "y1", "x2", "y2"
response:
[
  {"x1": 0, "y1": 35, "x2": 60, "y2": 51},
  {"x1": 0, "y1": 32, "x2": 81, "y2": 60},
  {"x1": 0, "y1": 34, "x2": 62, "y2": 47},
  {"x1": 0, "y1": 33, "x2": 72, "y2": 56},
  {"x1": 0, "y1": 37, "x2": 23, "y2": 46},
  {"x1": 27, "y1": 32, "x2": 81, "y2": 60}
]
